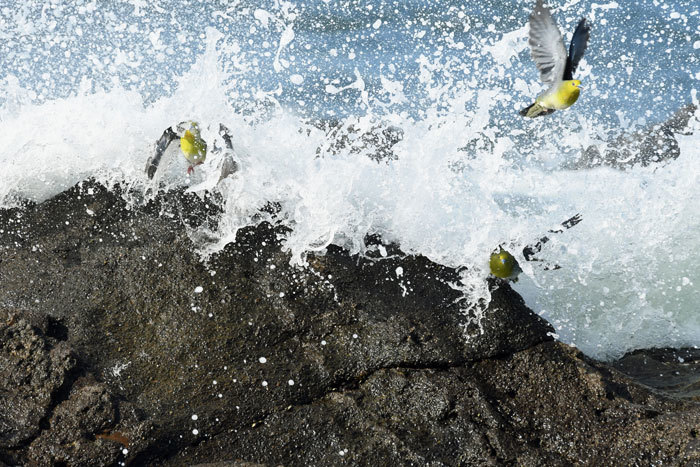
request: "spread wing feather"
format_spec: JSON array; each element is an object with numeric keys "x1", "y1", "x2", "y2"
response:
[
  {"x1": 563, "y1": 18, "x2": 591, "y2": 80},
  {"x1": 528, "y1": 0, "x2": 567, "y2": 85}
]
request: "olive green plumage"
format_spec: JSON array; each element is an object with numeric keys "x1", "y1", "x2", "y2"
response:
[
  {"x1": 489, "y1": 248, "x2": 523, "y2": 280},
  {"x1": 520, "y1": 0, "x2": 591, "y2": 117}
]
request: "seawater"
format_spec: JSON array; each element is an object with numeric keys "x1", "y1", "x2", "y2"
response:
[{"x1": 0, "y1": 0, "x2": 698, "y2": 360}]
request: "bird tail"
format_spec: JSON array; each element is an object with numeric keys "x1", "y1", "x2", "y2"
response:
[{"x1": 519, "y1": 102, "x2": 556, "y2": 118}]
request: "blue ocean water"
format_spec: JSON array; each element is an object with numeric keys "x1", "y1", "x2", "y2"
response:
[
  {"x1": 1, "y1": 0, "x2": 697, "y2": 121},
  {"x1": 0, "y1": 0, "x2": 699, "y2": 360}
]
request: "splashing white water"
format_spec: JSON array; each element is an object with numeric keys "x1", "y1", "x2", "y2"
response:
[{"x1": 1, "y1": 2, "x2": 699, "y2": 360}]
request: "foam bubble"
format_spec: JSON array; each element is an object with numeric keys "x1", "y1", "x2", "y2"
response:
[{"x1": 1, "y1": 1, "x2": 698, "y2": 362}]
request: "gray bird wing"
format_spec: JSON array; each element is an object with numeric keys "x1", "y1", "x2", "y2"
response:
[
  {"x1": 146, "y1": 127, "x2": 178, "y2": 179},
  {"x1": 528, "y1": 0, "x2": 567, "y2": 85}
]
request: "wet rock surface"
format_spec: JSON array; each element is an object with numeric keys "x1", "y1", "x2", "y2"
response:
[
  {"x1": 570, "y1": 103, "x2": 698, "y2": 169},
  {"x1": 0, "y1": 311, "x2": 74, "y2": 451},
  {"x1": 314, "y1": 118, "x2": 404, "y2": 162},
  {"x1": 612, "y1": 347, "x2": 700, "y2": 400},
  {"x1": 0, "y1": 181, "x2": 698, "y2": 465}
]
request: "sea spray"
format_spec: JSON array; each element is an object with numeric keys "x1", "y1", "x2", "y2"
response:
[{"x1": 0, "y1": 0, "x2": 698, "y2": 359}]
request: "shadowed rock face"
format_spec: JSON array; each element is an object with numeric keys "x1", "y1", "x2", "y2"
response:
[
  {"x1": 0, "y1": 312, "x2": 74, "y2": 449},
  {"x1": 569, "y1": 104, "x2": 697, "y2": 169},
  {"x1": 0, "y1": 181, "x2": 699, "y2": 465},
  {"x1": 314, "y1": 119, "x2": 404, "y2": 162},
  {"x1": 612, "y1": 348, "x2": 700, "y2": 400}
]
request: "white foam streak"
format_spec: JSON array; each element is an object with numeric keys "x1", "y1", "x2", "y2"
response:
[
  {"x1": 514, "y1": 133, "x2": 700, "y2": 359},
  {"x1": 0, "y1": 29, "x2": 698, "y2": 360}
]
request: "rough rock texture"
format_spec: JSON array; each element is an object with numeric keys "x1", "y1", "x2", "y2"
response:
[
  {"x1": 613, "y1": 348, "x2": 700, "y2": 400},
  {"x1": 0, "y1": 312, "x2": 74, "y2": 449},
  {"x1": 0, "y1": 181, "x2": 699, "y2": 465},
  {"x1": 570, "y1": 103, "x2": 698, "y2": 169},
  {"x1": 314, "y1": 119, "x2": 404, "y2": 162}
]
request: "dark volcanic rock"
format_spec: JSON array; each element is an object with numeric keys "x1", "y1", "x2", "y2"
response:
[
  {"x1": 612, "y1": 347, "x2": 700, "y2": 400},
  {"x1": 471, "y1": 342, "x2": 700, "y2": 465},
  {"x1": 0, "y1": 310, "x2": 74, "y2": 450},
  {"x1": 0, "y1": 180, "x2": 699, "y2": 465},
  {"x1": 180, "y1": 342, "x2": 700, "y2": 465},
  {"x1": 27, "y1": 382, "x2": 120, "y2": 465},
  {"x1": 314, "y1": 119, "x2": 404, "y2": 162},
  {"x1": 570, "y1": 103, "x2": 697, "y2": 169}
]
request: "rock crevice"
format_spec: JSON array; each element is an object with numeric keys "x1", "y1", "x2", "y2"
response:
[{"x1": 0, "y1": 181, "x2": 698, "y2": 465}]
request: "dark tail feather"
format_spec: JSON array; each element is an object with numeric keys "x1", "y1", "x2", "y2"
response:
[
  {"x1": 519, "y1": 103, "x2": 535, "y2": 117},
  {"x1": 520, "y1": 102, "x2": 556, "y2": 118}
]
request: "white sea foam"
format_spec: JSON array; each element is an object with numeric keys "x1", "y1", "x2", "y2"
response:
[{"x1": 1, "y1": 1, "x2": 698, "y2": 360}]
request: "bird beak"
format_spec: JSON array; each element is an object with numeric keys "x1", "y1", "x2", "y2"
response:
[{"x1": 577, "y1": 84, "x2": 583, "y2": 89}]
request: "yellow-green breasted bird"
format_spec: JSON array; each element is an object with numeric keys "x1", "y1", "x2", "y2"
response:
[
  {"x1": 179, "y1": 123, "x2": 207, "y2": 174},
  {"x1": 489, "y1": 248, "x2": 523, "y2": 280},
  {"x1": 520, "y1": 0, "x2": 591, "y2": 118},
  {"x1": 145, "y1": 121, "x2": 240, "y2": 181},
  {"x1": 489, "y1": 214, "x2": 583, "y2": 280},
  {"x1": 146, "y1": 121, "x2": 208, "y2": 179}
]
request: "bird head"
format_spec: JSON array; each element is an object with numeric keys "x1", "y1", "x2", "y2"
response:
[
  {"x1": 571, "y1": 79, "x2": 582, "y2": 89},
  {"x1": 489, "y1": 248, "x2": 522, "y2": 280}
]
